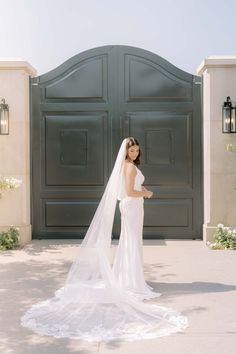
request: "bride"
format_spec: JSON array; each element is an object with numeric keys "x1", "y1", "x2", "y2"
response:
[
  {"x1": 21, "y1": 137, "x2": 188, "y2": 341},
  {"x1": 113, "y1": 137, "x2": 161, "y2": 300}
]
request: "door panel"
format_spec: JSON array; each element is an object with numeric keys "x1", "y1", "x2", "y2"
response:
[
  {"x1": 45, "y1": 55, "x2": 108, "y2": 101},
  {"x1": 45, "y1": 113, "x2": 106, "y2": 186},
  {"x1": 45, "y1": 200, "x2": 98, "y2": 227},
  {"x1": 124, "y1": 111, "x2": 192, "y2": 186},
  {"x1": 145, "y1": 199, "x2": 192, "y2": 227},
  {"x1": 124, "y1": 55, "x2": 192, "y2": 101}
]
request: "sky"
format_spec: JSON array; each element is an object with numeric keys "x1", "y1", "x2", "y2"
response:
[{"x1": 0, "y1": 0, "x2": 235, "y2": 76}]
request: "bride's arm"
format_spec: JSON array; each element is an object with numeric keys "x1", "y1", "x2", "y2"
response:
[{"x1": 124, "y1": 163, "x2": 152, "y2": 198}]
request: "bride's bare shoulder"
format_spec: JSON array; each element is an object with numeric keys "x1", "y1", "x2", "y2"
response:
[{"x1": 123, "y1": 161, "x2": 136, "y2": 175}]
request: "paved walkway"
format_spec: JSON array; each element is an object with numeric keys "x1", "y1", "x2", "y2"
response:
[{"x1": 0, "y1": 239, "x2": 236, "y2": 354}]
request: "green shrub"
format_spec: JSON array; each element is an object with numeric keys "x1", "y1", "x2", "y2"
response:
[
  {"x1": 0, "y1": 227, "x2": 19, "y2": 251},
  {"x1": 207, "y1": 224, "x2": 236, "y2": 250}
]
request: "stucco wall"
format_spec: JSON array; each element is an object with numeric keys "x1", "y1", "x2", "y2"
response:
[
  {"x1": 0, "y1": 60, "x2": 37, "y2": 245},
  {"x1": 197, "y1": 57, "x2": 236, "y2": 242}
]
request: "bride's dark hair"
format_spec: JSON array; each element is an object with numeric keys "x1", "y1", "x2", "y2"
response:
[{"x1": 126, "y1": 137, "x2": 141, "y2": 166}]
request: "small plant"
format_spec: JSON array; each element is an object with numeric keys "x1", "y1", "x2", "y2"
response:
[
  {"x1": 0, "y1": 227, "x2": 20, "y2": 250},
  {"x1": 0, "y1": 176, "x2": 22, "y2": 190},
  {"x1": 0, "y1": 176, "x2": 22, "y2": 198},
  {"x1": 207, "y1": 224, "x2": 236, "y2": 250}
]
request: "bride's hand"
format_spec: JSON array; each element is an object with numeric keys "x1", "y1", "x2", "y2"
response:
[
  {"x1": 142, "y1": 186, "x2": 148, "y2": 191},
  {"x1": 144, "y1": 190, "x2": 153, "y2": 199}
]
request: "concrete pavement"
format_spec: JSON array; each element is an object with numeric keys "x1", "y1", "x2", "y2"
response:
[{"x1": 0, "y1": 239, "x2": 236, "y2": 354}]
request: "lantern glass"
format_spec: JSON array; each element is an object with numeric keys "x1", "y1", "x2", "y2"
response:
[
  {"x1": 222, "y1": 105, "x2": 231, "y2": 133},
  {"x1": 0, "y1": 99, "x2": 9, "y2": 135},
  {"x1": 222, "y1": 96, "x2": 236, "y2": 133},
  {"x1": 230, "y1": 106, "x2": 236, "y2": 133}
]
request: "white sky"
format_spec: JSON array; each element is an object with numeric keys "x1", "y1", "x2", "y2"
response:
[{"x1": 0, "y1": 0, "x2": 235, "y2": 76}]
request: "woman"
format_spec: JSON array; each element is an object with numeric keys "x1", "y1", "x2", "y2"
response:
[
  {"x1": 21, "y1": 137, "x2": 188, "y2": 341},
  {"x1": 113, "y1": 137, "x2": 161, "y2": 300}
]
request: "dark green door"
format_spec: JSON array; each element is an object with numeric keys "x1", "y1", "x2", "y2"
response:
[{"x1": 31, "y1": 45, "x2": 202, "y2": 239}]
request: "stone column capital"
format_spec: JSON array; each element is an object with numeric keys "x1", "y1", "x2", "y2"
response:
[
  {"x1": 197, "y1": 56, "x2": 236, "y2": 75},
  {"x1": 0, "y1": 59, "x2": 37, "y2": 76}
]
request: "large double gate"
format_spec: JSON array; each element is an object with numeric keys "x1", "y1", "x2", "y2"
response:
[{"x1": 31, "y1": 45, "x2": 202, "y2": 239}]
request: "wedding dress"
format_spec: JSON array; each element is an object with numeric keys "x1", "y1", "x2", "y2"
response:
[
  {"x1": 113, "y1": 165, "x2": 162, "y2": 300},
  {"x1": 21, "y1": 138, "x2": 188, "y2": 341}
]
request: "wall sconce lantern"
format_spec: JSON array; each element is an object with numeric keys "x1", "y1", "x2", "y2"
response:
[
  {"x1": 0, "y1": 98, "x2": 9, "y2": 135},
  {"x1": 222, "y1": 96, "x2": 236, "y2": 133}
]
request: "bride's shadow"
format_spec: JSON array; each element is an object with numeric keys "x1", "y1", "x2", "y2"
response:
[{"x1": 146, "y1": 280, "x2": 236, "y2": 299}]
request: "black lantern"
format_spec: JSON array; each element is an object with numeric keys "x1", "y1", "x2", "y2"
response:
[
  {"x1": 0, "y1": 98, "x2": 9, "y2": 135},
  {"x1": 222, "y1": 96, "x2": 236, "y2": 133}
]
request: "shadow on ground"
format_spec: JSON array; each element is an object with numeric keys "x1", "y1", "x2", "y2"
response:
[
  {"x1": 147, "y1": 280, "x2": 236, "y2": 300},
  {"x1": 0, "y1": 257, "x2": 100, "y2": 354}
]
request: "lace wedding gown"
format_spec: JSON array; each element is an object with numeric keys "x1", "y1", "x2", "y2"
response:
[{"x1": 21, "y1": 140, "x2": 188, "y2": 341}]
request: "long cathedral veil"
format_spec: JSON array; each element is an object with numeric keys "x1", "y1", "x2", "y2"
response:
[
  {"x1": 61, "y1": 138, "x2": 128, "y2": 303},
  {"x1": 21, "y1": 138, "x2": 188, "y2": 341}
]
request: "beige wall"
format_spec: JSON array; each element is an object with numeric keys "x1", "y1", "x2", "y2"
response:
[
  {"x1": 0, "y1": 60, "x2": 37, "y2": 245},
  {"x1": 197, "y1": 56, "x2": 236, "y2": 242}
]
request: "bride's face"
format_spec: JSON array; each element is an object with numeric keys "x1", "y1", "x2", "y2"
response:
[{"x1": 127, "y1": 145, "x2": 140, "y2": 162}]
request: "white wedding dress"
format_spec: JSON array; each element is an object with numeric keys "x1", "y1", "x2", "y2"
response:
[
  {"x1": 113, "y1": 165, "x2": 161, "y2": 300},
  {"x1": 21, "y1": 139, "x2": 188, "y2": 341}
]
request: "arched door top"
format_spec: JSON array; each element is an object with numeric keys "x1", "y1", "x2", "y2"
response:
[{"x1": 37, "y1": 45, "x2": 197, "y2": 85}]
